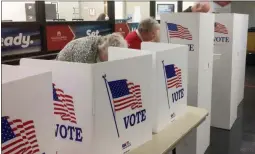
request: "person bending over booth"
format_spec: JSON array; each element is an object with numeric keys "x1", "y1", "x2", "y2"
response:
[
  {"x1": 125, "y1": 2, "x2": 211, "y2": 50},
  {"x1": 56, "y1": 33, "x2": 128, "y2": 63}
]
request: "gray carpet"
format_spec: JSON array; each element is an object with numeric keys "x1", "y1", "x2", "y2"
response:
[{"x1": 206, "y1": 66, "x2": 255, "y2": 154}]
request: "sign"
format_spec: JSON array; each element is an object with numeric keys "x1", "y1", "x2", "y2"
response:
[
  {"x1": 20, "y1": 48, "x2": 153, "y2": 154},
  {"x1": 25, "y1": 3, "x2": 36, "y2": 21},
  {"x1": 160, "y1": 13, "x2": 214, "y2": 154},
  {"x1": 2, "y1": 65, "x2": 55, "y2": 154},
  {"x1": 115, "y1": 22, "x2": 139, "y2": 38},
  {"x1": 53, "y1": 83, "x2": 83, "y2": 143},
  {"x1": 47, "y1": 23, "x2": 112, "y2": 51},
  {"x1": 1, "y1": 26, "x2": 41, "y2": 56},
  {"x1": 141, "y1": 42, "x2": 188, "y2": 133},
  {"x1": 20, "y1": 59, "x2": 94, "y2": 154},
  {"x1": 214, "y1": 22, "x2": 230, "y2": 46},
  {"x1": 115, "y1": 23, "x2": 130, "y2": 37},
  {"x1": 88, "y1": 8, "x2": 96, "y2": 16}
]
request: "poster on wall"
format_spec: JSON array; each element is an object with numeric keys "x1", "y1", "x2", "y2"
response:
[
  {"x1": 115, "y1": 23, "x2": 139, "y2": 38},
  {"x1": 47, "y1": 23, "x2": 112, "y2": 51},
  {"x1": 1, "y1": 26, "x2": 41, "y2": 56}
]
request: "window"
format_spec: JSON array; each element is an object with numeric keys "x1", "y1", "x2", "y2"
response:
[
  {"x1": 126, "y1": 2, "x2": 150, "y2": 22},
  {"x1": 115, "y1": 2, "x2": 124, "y2": 20},
  {"x1": 45, "y1": 1, "x2": 107, "y2": 21},
  {"x1": 156, "y1": 1, "x2": 177, "y2": 20},
  {"x1": 182, "y1": 2, "x2": 196, "y2": 11},
  {"x1": 80, "y1": 2, "x2": 106, "y2": 21},
  {"x1": 2, "y1": 2, "x2": 36, "y2": 22}
]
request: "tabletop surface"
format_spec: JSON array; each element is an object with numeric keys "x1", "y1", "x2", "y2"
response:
[{"x1": 128, "y1": 106, "x2": 208, "y2": 154}]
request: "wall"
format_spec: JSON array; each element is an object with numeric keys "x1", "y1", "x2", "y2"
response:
[
  {"x1": 80, "y1": 2, "x2": 105, "y2": 21},
  {"x1": 2, "y1": 1, "x2": 105, "y2": 21},
  {"x1": 2, "y1": 2, "x2": 33, "y2": 21},
  {"x1": 57, "y1": 2, "x2": 79, "y2": 20},
  {"x1": 126, "y1": 2, "x2": 150, "y2": 22},
  {"x1": 115, "y1": 2, "x2": 124, "y2": 19},
  {"x1": 182, "y1": 2, "x2": 195, "y2": 12},
  {"x1": 231, "y1": 1, "x2": 255, "y2": 28}
]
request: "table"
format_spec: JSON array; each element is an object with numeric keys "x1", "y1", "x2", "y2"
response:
[{"x1": 128, "y1": 106, "x2": 208, "y2": 154}]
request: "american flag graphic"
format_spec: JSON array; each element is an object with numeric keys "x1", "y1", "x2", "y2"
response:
[
  {"x1": 166, "y1": 23, "x2": 192, "y2": 40},
  {"x1": 164, "y1": 64, "x2": 182, "y2": 89},
  {"x1": 2, "y1": 116, "x2": 40, "y2": 154},
  {"x1": 108, "y1": 79, "x2": 142, "y2": 112},
  {"x1": 53, "y1": 83, "x2": 77, "y2": 124},
  {"x1": 214, "y1": 22, "x2": 228, "y2": 34}
]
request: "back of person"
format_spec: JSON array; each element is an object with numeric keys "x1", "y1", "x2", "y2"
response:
[
  {"x1": 125, "y1": 31, "x2": 142, "y2": 50},
  {"x1": 56, "y1": 36, "x2": 101, "y2": 63},
  {"x1": 56, "y1": 33, "x2": 128, "y2": 64},
  {"x1": 125, "y1": 18, "x2": 160, "y2": 50}
]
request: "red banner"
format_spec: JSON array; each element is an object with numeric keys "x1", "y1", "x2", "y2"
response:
[
  {"x1": 115, "y1": 23, "x2": 130, "y2": 38},
  {"x1": 46, "y1": 25, "x2": 75, "y2": 51},
  {"x1": 214, "y1": 1, "x2": 231, "y2": 7}
]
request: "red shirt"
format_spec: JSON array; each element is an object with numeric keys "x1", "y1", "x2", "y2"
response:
[{"x1": 125, "y1": 31, "x2": 142, "y2": 50}]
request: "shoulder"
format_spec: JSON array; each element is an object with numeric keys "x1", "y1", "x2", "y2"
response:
[
  {"x1": 57, "y1": 36, "x2": 101, "y2": 62},
  {"x1": 125, "y1": 31, "x2": 139, "y2": 41}
]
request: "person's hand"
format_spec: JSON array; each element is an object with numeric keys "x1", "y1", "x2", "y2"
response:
[{"x1": 191, "y1": 3, "x2": 210, "y2": 13}]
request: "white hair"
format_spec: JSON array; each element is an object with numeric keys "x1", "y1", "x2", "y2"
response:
[
  {"x1": 138, "y1": 17, "x2": 160, "y2": 33},
  {"x1": 99, "y1": 32, "x2": 128, "y2": 49}
]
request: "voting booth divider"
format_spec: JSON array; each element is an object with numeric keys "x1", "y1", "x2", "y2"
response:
[
  {"x1": 212, "y1": 13, "x2": 249, "y2": 130},
  {"x1": 2, "y1": 65, "x2": 55, "y2": 154},
  {"x1": 160, "y1": 13, "x2": 214, "y2": 154},
  {"x1": 141, "y1": 42, "x2": 188, "y2": 133},
  {"x1": 20, "y1": 48, "x2": 153, "y2": 154}
]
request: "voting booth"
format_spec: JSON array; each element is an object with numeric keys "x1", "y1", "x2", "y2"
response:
[
  {"x1": 160, "y1": 13, "x2": 214, "y2": 154},
  {"x1": 2, "y1": 65, "x2": 55, "y2": 154},
  {"x1": 20, "y1": 48, "x2": 153, "y2": 154},
  {"x1": 212, "y1": 13, "x2": 249, "y2": 130},
  {"x1": 141, "y1": 42, "x2": 188, "y2": 133}
]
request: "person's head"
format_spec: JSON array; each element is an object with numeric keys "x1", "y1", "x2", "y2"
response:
[
  {"x1": 191, "y1": 2, "x2": 210, "y2": 12},
  {"x1": 138, "y1": 17, "x2": 160, "y2": 42},
  {"x1": 98, "y1": 33, "x2": 128, "y2": 62},
  {"x1": 97, "y1": 13, "x2": 106, "y2": 21}
]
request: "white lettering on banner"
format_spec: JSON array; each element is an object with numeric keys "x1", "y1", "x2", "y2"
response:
[
  {"x1": 123, "y1": 109, "x2": 146, "y2": 129},
  {"x1": 55, "y1": 124, "x2": 83, "y2": 142},
  {"x1": 1, "y1": 33, "x2": 33, "y2": 48},
  {"x1": 86, "y1": 30, "x2": 100, "y2": 36}
]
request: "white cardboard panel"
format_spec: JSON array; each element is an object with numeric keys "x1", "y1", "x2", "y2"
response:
[
  {"x1": 93, "y1": 53, "x2": 153, "y2": 154},
  {"x1": 108, "y1": 47, "x2": 151, "y2": 61},
  {"x1": 142, "y1": 42, "x2": 188, "y2": 133},
  {"x1": 196, "y1": 14, "x2": 214, "y2": 154},
  {"x1": 2, "y1": 65, "x2": 55, "y2": 154},
  {"x1": 160, "y1": 13, "x2": 214, "y2": 154},
  {"x1": 212, "y1": 14, "x2": 249, "y2": 130},
  {"x1": 20, "y1": 59, "x2": 94, "y2": 154},
  {"x1": 20, "y1": 52, "x2": 153, "y2": 154},
  {"x1": 212, "y1": 14, "x2": 234, "y2": 129},
  {"x1": 232, "y1": 14, "x2": 249, "y2": 106}
]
